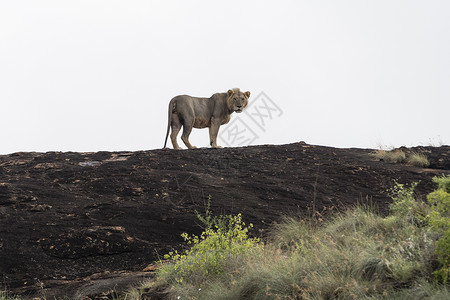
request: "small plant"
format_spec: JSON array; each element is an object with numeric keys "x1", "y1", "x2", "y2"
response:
[
  {"x1": 194, "y1": 195, "x2": 230, "y2": 231},
  {"x1": 407, "y1": 151, "x2": 430, "y2": 168}
]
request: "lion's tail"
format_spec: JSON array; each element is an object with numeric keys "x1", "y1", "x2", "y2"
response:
[{"x1": 163, "y1": 99, "x2": 174, "y2": 148}]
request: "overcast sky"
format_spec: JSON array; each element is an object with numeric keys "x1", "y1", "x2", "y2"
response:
[{"x1": 1, "y1": 1, "x2": 449, "y2": 154}]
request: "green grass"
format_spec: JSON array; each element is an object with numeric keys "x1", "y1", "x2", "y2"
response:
[{"x1": 126, "y1": 177, "x2": 450, "y2": 299}]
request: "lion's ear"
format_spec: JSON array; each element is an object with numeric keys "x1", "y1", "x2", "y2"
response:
[
  {"x1": 227, "y1": 89, "x2": 234, "y2": 96},
  {"x1": 244, "y1": 91, "x2": 251, "y2": 98}
]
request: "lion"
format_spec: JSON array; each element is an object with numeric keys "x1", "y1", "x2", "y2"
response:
[{"x1": 163, "y1": 88, "x2": 250, "y2": 149}]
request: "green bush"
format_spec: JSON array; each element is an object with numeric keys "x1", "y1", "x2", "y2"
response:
[
  {"x1": 427, "y1": 175, "x2": 450, "y2": 283},
  {"x1": 434, "y1": 231, "x2": 450, "y2": 283},
  {"x1": 432, "y1": 175, "x2": 450, "y2": 193},
  {"x1": 427, "y1": 188, "x2": 450, "y2": 232},
  {"x1": 159, "y1": 213, "x2": 261, "y2": 286},
  {"x1": 389, "y1": 180, "x2": 428, "y2": 222}
]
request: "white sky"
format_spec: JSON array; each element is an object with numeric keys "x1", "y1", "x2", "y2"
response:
[{"x1": 1, "y1": 0, "x2": 449, "y2": 154}]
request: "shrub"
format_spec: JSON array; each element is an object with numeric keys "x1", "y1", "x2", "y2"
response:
[
  {"x1": 427, "y1": 175, "x2": 450, "y2": 283},
  {"x1": 159, "y1": 213, "x2": 261, "y2": 286},
  {"x1": 432, "y1": 175, "x2": 450, "y2": 193},
  {"x1": 434, "y1": 231, "x2": 450, "y2": 283},
  {"x1": 388, "y1": 181, "x2": 428, "y2": 222}
]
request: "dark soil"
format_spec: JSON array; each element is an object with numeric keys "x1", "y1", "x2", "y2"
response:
[{"x1": 1, "y1": 142, "x2": 449, "y2": 299}]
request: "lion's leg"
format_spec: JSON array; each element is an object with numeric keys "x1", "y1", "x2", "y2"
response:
[
  {"x1": 209, "y1": 118, "x2": 222, "y2": 148},
  {"x1": 170, "y1": 114, "x2": 183, "y2": 150},
  {"x1": 181, "y1": 122, "x2": 197, "y2": 149}
]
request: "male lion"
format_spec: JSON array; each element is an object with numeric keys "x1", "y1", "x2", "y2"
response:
[{"x1": 163, "y1": 88, "x2": 250, "y2": 149}]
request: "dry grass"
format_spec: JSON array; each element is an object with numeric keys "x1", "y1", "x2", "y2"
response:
[
  {"x1": 372, "y1": 149, "x2": 407, "y2": 163},
  {"x1": 407, "y1": 151, "x2": 430, "y2": 167},
  {"x1": 372, "y1": 148, "x2": 430, "y2": 168}
]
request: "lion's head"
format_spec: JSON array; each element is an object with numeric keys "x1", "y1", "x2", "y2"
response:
[{"x1": 227, "y1": 88, "x2": 250, "y2": 113}]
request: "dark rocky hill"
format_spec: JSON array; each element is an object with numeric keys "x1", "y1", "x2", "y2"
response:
[{"x1": 1, "y1": 142, "x2": 449, "y2": 298}]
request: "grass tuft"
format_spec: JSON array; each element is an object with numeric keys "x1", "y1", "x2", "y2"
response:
[
  {"x1": 0, "y1": 290, "x2": 21, "y2": 300},
  {"x1": 372, "y1": 148, "x2": 431, "y2": 168},
  {"x1": 407, "y1": 151, "x2": 431, "y2": 167},
  {"x1": 372, "y1": 149, "x2": 407, "y2": 163}
]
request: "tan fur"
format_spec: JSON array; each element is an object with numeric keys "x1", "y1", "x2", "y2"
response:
[{"x1": 163, "y1": 88, "x2": 250, "y2": 149}]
